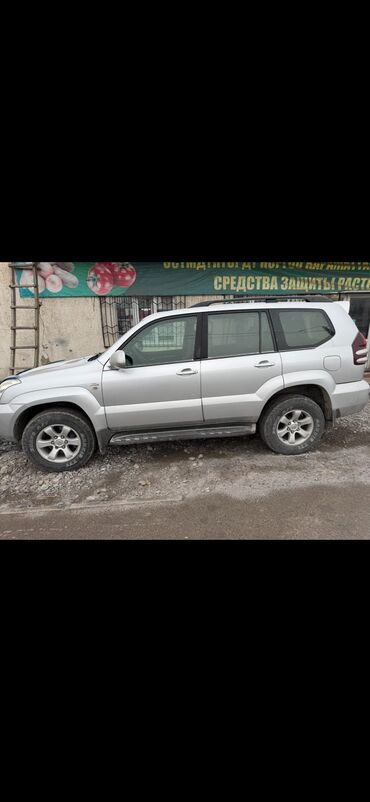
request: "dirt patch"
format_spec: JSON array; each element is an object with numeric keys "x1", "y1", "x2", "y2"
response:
[{"x1": 0, "y1": 401, "x2": 369, "y2": 514}]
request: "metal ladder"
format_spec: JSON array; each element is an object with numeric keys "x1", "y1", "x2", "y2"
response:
[{"x1": 9, "y1": 262, "x2": 40, "y2": 374}]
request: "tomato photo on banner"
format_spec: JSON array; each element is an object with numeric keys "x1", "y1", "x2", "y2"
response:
[{"x1": 87, "y1": 263, "x2": 137, "y2": 295}]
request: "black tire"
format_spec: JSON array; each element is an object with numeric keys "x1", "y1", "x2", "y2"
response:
[
  {"x1": 22, "y1": 407, "x2": 96, "y2": 472},
  {"x1": 259, "y1": 395, "x2": 325, "y2": 455}
]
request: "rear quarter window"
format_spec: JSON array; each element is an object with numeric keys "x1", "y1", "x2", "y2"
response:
[{"x1": 271, "y1": 309, "x2": 335, "y2": 350}]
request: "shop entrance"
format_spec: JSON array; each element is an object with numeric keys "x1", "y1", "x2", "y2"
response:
[{"x1": 344, "y1": 294, "x2": 370, "y2": 369}]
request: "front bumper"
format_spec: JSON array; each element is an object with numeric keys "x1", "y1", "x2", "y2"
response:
[
  {"x1": 331, "y1": 380, "x2": 370, "y2": 418},
  {"x1": 0, "y1": 403, "x2": 18, "y2": 442}
]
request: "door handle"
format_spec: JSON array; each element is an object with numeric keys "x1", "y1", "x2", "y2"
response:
[
  {"x1": 254, "y1": 361, "x2": 276, "y2": 368},
  {"x1": 176, "y1": 368, "x2": 198, "y2": 375}
]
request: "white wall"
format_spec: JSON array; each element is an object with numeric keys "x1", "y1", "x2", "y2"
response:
[
  {"x1": 38, "y1": 296, "x2": 104, "y2": 364},
  {"x1": 0, "y1": 263, "x2": 11, "y2": 379},
  {"x1": 0, "y1": 264, "x2": 105, "y2": 378}
]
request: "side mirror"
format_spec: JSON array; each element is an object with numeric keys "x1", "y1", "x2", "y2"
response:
[{"x1": 109, "y1": 351, "x2": 127, "y2": 370}]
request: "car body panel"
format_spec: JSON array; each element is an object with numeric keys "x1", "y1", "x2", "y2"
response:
[
  {"x1": 201, "y1": 353, "x2": 283, "y2": 422},
  {"x1": 0, "y1": 385, "x2": 107, "y2": 442},
  {"x1": 331, "y1": 380, "x2": 370, "y2": 416},
  {"x1": 102, "y1": 362, "x2": 203, "y2": 429}
]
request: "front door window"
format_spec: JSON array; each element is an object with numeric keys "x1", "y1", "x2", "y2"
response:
[{"x1": 124, "y1": 315, "x2": 198, "y2": 367}]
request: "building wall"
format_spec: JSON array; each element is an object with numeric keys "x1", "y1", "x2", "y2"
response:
[
  {"x1": 0, "y1": 263, "x2": 11, "y2": 379},
  {"x1": 0, "y1": 264, "x2": 105, "y2": 379},
  {"x1": 38, "y1": 297, "x2": 104, "y2": 365}
]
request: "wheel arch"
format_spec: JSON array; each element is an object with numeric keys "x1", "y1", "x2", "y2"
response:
[
  {"x1": 259, "y1": 384, "x2": 333, "y2": 422},
  {"x1": 13, "y1": 402, "x2": 97, "y2": 443}
]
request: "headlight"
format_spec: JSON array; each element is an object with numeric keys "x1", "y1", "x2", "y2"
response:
[{"x1": 0, "y1": 379, "x2": 21, "y2": 400}]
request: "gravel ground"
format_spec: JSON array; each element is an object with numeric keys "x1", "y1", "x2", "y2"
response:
[{"x1": 0, "y1": 400, "x2": 369, "y2": 518}]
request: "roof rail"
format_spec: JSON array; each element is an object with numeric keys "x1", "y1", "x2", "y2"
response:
[{"x1": 190, "y1": 294, "x2": 335, "y2": 308}]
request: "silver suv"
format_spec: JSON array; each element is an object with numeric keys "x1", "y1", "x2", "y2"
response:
[{"x1": 0, "y1": 298, "x2": 369, "y2": 471}]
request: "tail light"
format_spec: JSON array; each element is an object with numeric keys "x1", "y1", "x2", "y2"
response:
[{"x1": 352, "y1": 331, "x2": 368, "y2": 365}]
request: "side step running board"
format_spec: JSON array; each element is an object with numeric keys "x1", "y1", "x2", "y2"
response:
[{"x1": 109, "y1": 424, "x2": 256, "y2": 446}]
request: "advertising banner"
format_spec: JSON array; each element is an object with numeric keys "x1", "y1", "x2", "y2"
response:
[{"x1": 16, "y1": 261, "x2": 370, "y2": 298}]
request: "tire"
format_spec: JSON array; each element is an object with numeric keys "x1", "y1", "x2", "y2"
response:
[
  {"x1": 259, "y1": 395, "x2": 326, "y2": 455},
  {"x1": 22, "y1": 407, "x2": 96, "y2": 472}
]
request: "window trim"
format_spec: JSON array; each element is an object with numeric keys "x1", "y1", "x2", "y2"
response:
[
  {"x1": 117, "y1": 313, "x2": 202, "y2": 369},
  {"x1": 269, "y1": 308, "x2": 336, "y2": 352},
  {"x1": 266, "y1": 309, "x2": 279, "y2": 352},
  {"x1": 203, "y1": 309, "x2": 277, "y2": 361}
]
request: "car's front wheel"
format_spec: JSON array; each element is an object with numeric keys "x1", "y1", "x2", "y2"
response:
[
  {"x1": 22, "y1": 408, "x2": 96, "y2": 472},
  {"x1": 259, "y1": 395, "x2": 326, "y2": 455}
]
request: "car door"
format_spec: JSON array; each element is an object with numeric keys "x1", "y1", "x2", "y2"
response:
[
  {"x1": 201, "y1": 310, "x2": 283, "y2": 422},
  {"x1": 102, "y1": 314, "x2": 203, "y2": 430}
]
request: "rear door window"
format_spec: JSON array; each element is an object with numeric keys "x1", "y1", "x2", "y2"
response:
[
  {"x1": 271, "y1": 309, "x2": 335, "y2": 350},
  {"x1": 207, "y1": 311, "x2": 274, "y2": 358}
]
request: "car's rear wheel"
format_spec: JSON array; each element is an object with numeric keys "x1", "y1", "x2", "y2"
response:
[
  {"x1": 22, "y1": 408, "x2": 96, "y2": 472},
  {"x1": 259, "y1": 395, "x2": 326, "y2": 455}
]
